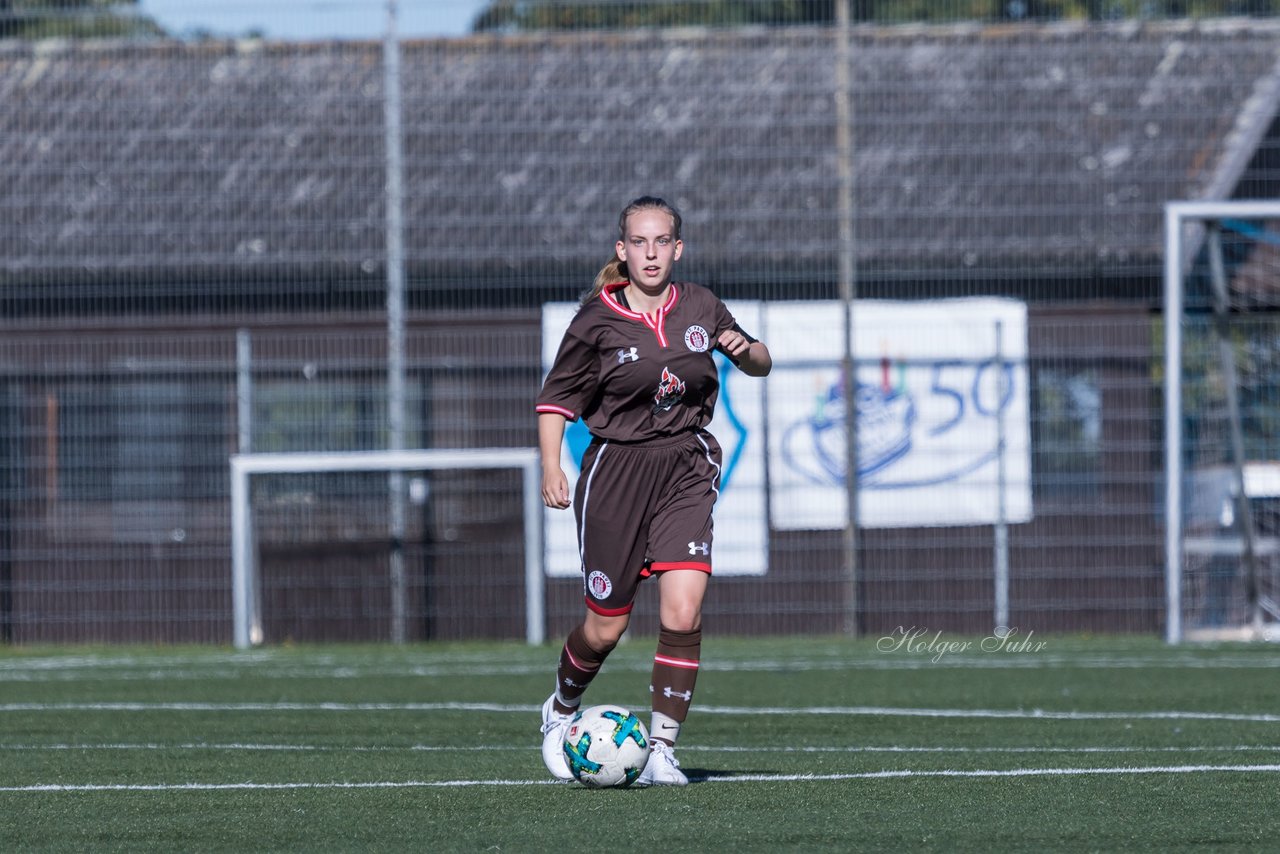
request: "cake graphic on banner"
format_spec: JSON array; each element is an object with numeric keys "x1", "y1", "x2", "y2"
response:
[{"x1": 784, "y1": 355, "x2": 915, "y2": 486}]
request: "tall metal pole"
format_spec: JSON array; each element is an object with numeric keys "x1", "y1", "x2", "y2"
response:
[
  {"x1": 235, "y1": 328, "x2": 261, "y2": 643},
  {"x1": 993, "y1": 321, "x2": 1009, "y2": 632},
  {"x1": 236, "y1": 329, "x2": 253, "y2": 455},
  {"x1": 383, "y1": 0, "x2": 408, "y2": 643},
  {"x1": 1163, "y1": 205, "x2": 1183, "y2": 644},
  {"x1": 835, "y1": 0, "x2": 859, "y2": 636}
]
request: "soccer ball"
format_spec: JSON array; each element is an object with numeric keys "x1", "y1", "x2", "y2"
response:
[{"x1": 562, "y1": 704, "x2": 650, "y2": 788}]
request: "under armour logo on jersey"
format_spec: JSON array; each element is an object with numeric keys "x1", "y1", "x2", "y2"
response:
[
  {"x1": 617, "y1": 347, "x2": 639, "y2": 364},
  {"x1": 663, "y1": 687, "x2": 693, "y2": 702},
  {"x1": 688, "y1": 541, "x2": 709, "y2": 556}
]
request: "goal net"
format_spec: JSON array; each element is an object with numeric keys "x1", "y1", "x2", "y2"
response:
[
  {"x1": 1165, "y1": 201, "x2": 1280, "y2": 643},
  {"x1": 229, "y1": 449, "x2": 543, "y2": 649}
]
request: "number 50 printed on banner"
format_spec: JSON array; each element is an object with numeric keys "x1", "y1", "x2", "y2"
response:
[{"x1": 766, "y1": 298, "x2": 1031, "y2": 530}]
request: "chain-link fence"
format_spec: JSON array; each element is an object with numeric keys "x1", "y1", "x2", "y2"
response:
[{"x1": 3, "y1": 1, "x2": 1280, "y2": 643}]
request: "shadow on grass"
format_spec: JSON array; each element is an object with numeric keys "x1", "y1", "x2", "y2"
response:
[{"x1": 682, "y1": 766, "x2": 772, "y2": 784}]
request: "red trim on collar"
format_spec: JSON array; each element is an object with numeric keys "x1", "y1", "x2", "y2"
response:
[
  {"x1": 600, "y1": 282, "x2": 643, "y2": 320},
  {"x1": 600, "y1": 282, "x2": 680, "y2": 348}
]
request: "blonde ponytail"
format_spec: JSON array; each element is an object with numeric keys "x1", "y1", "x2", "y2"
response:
[{"x1": 583, "y1": 254, "x2": 628, "y2": 305}]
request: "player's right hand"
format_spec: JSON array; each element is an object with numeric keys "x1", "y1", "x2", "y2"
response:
[{"x1": 542, "y1": 468, "x2": 571, "y2": 509}]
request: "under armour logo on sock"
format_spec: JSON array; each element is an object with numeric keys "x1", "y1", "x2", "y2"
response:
[
  {"x1": 688, "y1": 541, "x2": 709, "y2": 555},
  {"x1": 617, "y1": 347, "x2": 639, "y2": 363},
  {"x1": 663, "y1": 687, "x2": 692, "y2": 702}
]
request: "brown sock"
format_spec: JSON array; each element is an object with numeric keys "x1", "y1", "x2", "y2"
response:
[
  {"x1": 649, "y1": 624, "x2": 701, "y2": 744},
  {"x1": 553, "y1": 624, "x2": 615, "y2": 714}
]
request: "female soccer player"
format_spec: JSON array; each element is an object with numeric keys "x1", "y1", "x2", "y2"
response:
[{"x1": 535, "y1": 196, "x2": 771, "y2": 786}]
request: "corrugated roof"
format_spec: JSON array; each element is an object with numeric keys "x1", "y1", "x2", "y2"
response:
[{"x1": 1, "y1": 19, "x2": 1278, "y2": 294}]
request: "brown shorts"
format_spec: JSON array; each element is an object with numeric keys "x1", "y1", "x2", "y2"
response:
[{"x1": 574, "y1": 429, "x2": 722, "y2": 615}]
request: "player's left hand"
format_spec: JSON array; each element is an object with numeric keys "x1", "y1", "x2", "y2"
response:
[{"x1": 717, "y1": 329, "x2": 750, "y2": 360}]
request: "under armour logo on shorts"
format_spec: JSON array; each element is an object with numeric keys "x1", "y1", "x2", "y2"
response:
[
  {"x1": 688, "y1": 541, "x2": 709, "y2": 556},
  {"x1": 617, "y1": 347, "x2": 639, "y2": 363}
]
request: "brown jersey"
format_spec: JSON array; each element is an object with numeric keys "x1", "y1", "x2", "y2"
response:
[{"x1": 536, "y1": 281, "x2": 736, "y2": 441}]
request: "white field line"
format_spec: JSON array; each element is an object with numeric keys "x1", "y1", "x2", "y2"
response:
[
  {"x1": 5, "y1": 656, "x2": 1280, "y2": 683},
  {"x1": 4, "y1": 742, "x2": 1280, "y2": 755},
  {"x1": 7, "y1": 645, "x2": 1280, "y2": 686},
  {"x1": 0, "y1": 780, "x2": 563, "y2": 792},
  {"x1": 3, "y1": 701, "x2": 1280, "y2": 723},
  {"x1": 5, "y1": 764, "x2": 1280, "y2": 793},
  {"x1": 697, "y1": 764, "x2": 1280, "y2": 782}
]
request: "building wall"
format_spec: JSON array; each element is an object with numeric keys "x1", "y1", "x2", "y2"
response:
[{"x1": 0, "y1": 304, "x2": 1162, "y2": 643}]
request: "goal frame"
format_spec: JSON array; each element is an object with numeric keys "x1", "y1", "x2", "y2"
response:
[
  {"x1": 229, "y1": 448, "x2": 544, "y2": 649},
  {"x1": 1163, "y1": 199, "x2": 1280, "y2": 644}
]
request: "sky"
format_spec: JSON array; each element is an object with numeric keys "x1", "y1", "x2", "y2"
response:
[{"x1": 139, "y1": 1, "x2": 491, "y2": 40}]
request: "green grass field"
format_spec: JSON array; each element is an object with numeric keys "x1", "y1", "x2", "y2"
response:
[{"x1": 3, "y1": 634, "x2": 1280, "y2": 852}]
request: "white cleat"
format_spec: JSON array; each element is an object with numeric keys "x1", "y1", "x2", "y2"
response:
[
  {"x1": 635, "y1": 740, "x2": 688, "y2": 787},
  {"x1": 540, "y1": 694, "x2": 576, "y2": 781}
]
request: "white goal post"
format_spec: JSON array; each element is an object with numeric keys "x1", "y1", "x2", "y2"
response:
[
  {"x1": 1164, "y1": 199, "x2": 1280, "y2": 644},
  {"x1": 229, "y1": 449, "x2": 545, "y2": 649}
]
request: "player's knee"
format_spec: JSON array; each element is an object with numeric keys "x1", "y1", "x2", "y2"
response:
[
  {"x1": 583, "y1": 613, "x2": 629, "y2": 649},
  {"x1": 659, "y1": 607, "x2": 701, "y2": 633}
]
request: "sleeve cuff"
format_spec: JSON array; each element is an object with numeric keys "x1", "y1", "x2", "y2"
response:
[{"x1": 536, "y1": 404, "x2": 577, "y2": 421}]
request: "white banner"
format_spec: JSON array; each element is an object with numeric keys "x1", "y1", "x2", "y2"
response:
[
  {"x1": 540, "y1": 301, "x2": 768, "y2": 578},
  {"x1": 767, "y1": 298, "x2": 1032, "y2": 529}
]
